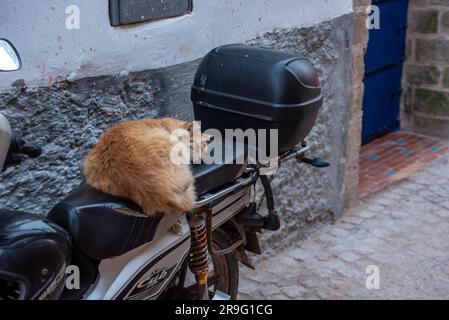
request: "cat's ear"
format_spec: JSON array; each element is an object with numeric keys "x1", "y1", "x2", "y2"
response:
[
  {"x1": 202, "y1": 133, "x2": 213, "y2": 142},
  {"x1": 186, "y1": 121, "x2": 202, "y2": 135},
  {"x1": 185, "y1": 121, "x2": 194, "y2": 134}
]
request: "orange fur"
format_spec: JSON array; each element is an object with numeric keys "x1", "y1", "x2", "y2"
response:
[{"x1": 83, "y1": 118, "x2": 207, "y2": 216}]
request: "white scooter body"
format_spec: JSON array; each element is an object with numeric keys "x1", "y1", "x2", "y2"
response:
[
  {"x1": 87, "y1": 214, "x2": 191, "y2": 300},
  {"x1": 0, "y1": 38, "x2": 20, "y2": 171},
  {"x1": 84, "y1": 187, "x2": 251, "y2": 300},
  {"x1": 0, "y1": 113, "x2": 12, "y2": 170}
]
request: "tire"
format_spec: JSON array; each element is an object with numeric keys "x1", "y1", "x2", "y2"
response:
[{"x1": 210, "y1": 228, "x2": 240, "y2": 300}]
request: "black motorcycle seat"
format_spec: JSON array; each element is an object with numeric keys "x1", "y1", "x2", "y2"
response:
[
  {"x1": 0, "y1": 209, "x2": 71, "y2": 248},
  {"x1": 193, "y1": 138, "x2": 248, "y2": 196},
  {"x1": 47, "y1": 139, "x2": 248, "y2": 261},
  {"x1": 48, "y1": 183, "x2": 162, "y2": 261}
]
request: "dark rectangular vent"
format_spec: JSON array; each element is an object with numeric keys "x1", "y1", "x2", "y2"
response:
[{"x1": 109, "y1": 0, "x2": 192, "y2": 26}]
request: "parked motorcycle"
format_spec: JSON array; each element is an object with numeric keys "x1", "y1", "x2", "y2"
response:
[{"x1": 0, "y1": 39, "x2": 328, "y2": 300}]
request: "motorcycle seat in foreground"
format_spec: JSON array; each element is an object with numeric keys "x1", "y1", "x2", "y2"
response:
[
  {"x1": 0, "y1": 209, "x2": 71, "y2": 300},
  {"x1": 48, "y1": 183, "x2": 162, "y2": 261}
]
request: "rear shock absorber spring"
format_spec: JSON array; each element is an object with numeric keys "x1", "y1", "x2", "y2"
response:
[
  {"x1": 187, "y1": 215, "x2": 209, "y2": 299},
  {"x1": 188, "y1": 216, "x2": 209, "y2": 277}
]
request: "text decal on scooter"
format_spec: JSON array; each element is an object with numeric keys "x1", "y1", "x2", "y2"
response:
[{"x1": 126, "y1": 266, "x2": 176, "y2": 300}]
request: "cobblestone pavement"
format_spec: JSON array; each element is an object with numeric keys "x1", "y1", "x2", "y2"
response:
[{"x1": 238, "y1": 154, "x2": 449, "y2": 300}]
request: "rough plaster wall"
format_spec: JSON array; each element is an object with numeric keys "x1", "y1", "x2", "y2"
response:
[
  {"x1": 0, "y1": 0, "x2": 353, "y2": 90},
  {"x1": 248, "y1": 15, "x2": 353, "y2": 254},
  {"x1": 0, "y1": 15, "x2": 353, "y2": 252}
]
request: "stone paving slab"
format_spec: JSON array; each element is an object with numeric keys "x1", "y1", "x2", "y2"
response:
[{"x1": 239, "y1": 154, "x2": 449, "y2": 300}]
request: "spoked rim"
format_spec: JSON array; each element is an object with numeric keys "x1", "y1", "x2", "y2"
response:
[
  {"x1": 208, "y1": 241, "x2": 231, "y2": 294},
  {"x1": 184, "y1": 239, "x2": 233, "y2": 298}
]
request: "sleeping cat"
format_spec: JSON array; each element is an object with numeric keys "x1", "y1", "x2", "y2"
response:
[{"x1": 83, "y1": 117, "x2": 209, "y2": 216}]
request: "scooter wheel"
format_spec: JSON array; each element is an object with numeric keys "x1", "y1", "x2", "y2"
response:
[{"x1": 209, "y1": 229, "x2": 240, "y2": 300}]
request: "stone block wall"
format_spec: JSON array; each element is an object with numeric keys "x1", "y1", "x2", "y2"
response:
[
  {"x1": 341, "y1": 0, "x2": 372, "y2": 210},
  {"x1": 402, "y1": 0, "x2": 449, "y2": 138}
]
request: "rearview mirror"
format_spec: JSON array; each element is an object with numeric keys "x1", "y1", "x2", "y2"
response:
[{"x1": 0, "y1": 39, "x2": 21, "y2": 71}]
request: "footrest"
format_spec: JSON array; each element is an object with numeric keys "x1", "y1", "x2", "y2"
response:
[
  {"x1": 235, "y1": 203, "x2": 264, "y2": 227},
  {"x1": 302, "y1": 157, "x2": 330, "y2": 168}
]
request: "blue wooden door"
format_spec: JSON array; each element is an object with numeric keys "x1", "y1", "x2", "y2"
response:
[{"x1": 362, "y1": 0, "x2": 409, "y2": 144}]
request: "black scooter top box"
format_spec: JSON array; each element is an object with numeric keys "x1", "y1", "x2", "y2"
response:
[{"x1": 192, "y1": 44, "x2": 323, "y2": 154}]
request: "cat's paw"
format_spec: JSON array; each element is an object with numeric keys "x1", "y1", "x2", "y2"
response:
[{"x1": 174, "y1": 182, "x2": 197, "y2": 213}]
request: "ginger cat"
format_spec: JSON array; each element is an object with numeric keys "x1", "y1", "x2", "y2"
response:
[{"x1": 83, "y1": 118, "x2": 209, "y2": 216}]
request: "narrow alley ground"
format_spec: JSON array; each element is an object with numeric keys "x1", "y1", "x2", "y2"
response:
[{"x1": 239, "y1": 150, "x2": 449, "y2": 299}]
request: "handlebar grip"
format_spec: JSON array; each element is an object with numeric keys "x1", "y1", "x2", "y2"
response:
[
  {"x1": 2, "y1": 133, "x2": 42, "y2": 171},
  {"x1": 10, "y1": 133, "x2": 42, "y2": 158},
  {"x1": 20, "y1": 143, "x2": 42, "y2": 158}
]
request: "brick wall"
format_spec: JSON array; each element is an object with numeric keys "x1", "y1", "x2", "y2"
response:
[
  {"x1": 402, "y1": 0, "x2": 449, "y2": 138},
  {"x1": 341, "y1": 0, "x2": 372, "y2": 210}
]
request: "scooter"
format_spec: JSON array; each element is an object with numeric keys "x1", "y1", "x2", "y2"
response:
[{"x1": 0, "y1": 39, "x2": 328, "y2": 300}]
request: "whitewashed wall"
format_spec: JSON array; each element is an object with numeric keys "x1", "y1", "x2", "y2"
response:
[{"x1": 0, "y1": 0, "x2": 352, "y2": 90}]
